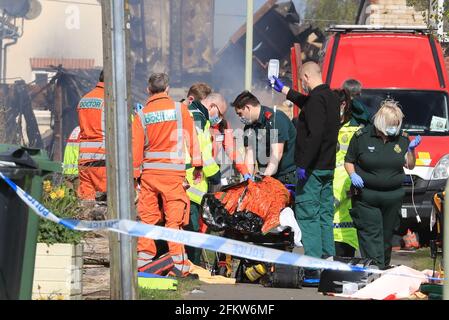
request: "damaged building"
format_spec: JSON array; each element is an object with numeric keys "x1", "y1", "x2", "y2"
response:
[
  {"x1": 128, "y1": 0, "x2": 326, "y2": 103},
  {"x1": 213, "y1": 0, "x2": 325, "y2": 95},
  {"x1": 1, "y1": 0, "x2": 328, "y2": 161}
]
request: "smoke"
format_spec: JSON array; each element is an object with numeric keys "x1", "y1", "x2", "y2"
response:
[{"x1": 128, "y1": 0, "x2": 303, "y2": 130}]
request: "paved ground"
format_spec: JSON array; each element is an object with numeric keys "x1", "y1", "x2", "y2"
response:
[
  {"x1": 80, "y1": 233, "x2": 421, "y2": 300},
  {"x1": 185, "y1": 249, "x2": 417, "y2": 300}
]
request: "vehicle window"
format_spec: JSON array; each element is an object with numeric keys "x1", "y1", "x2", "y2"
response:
[{"x1": 358, "y1": 90, "x2": 449, "y2": 136}]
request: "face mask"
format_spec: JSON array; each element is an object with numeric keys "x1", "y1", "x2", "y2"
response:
[
  {"x1": 209, "y1": 115, "x2": 222, "y2": 126},
  {"x1": 301, "y1": 79, "x2": 309, "y2": 94},
  {"x1": 302, "y1": 83, "x2": 309, "y2": 94},
  {"x1": 385, "y1": 126, "x2": 399, "y2": 136},
  {"x1": 238, "y1": 106, "x2": 252, "y2": 125},
  {"x1": 240, "y1": 116, "x2": 251, "y2": 125}
]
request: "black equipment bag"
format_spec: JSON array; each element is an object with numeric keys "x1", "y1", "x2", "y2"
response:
[
  {"x1": 318, "y1": 257, "x2": 379, "y2": 294},
  {"x1": 263, "y1": 264, "x2": 304, "y2": 289}
]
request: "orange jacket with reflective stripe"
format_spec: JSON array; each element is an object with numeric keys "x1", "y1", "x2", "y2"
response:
[
  {"x1": 132, "y1": 92, "x2": 202, "y2": 178},
  {"x1": 77, "y1": 82, "x2": 105, "y2": 164}
]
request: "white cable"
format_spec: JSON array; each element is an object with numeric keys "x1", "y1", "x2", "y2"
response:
[{"x1": 410, "y1": 172, "x2": 421, "y2": 223}]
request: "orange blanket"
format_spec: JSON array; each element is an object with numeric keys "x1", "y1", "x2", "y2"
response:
[{"x1": 214, "y1": 177, "x2": 291, "y2": 233}]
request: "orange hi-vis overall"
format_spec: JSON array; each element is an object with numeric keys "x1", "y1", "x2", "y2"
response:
[
  {"x1": 132, "y1": 92, "x2": 202, "y2": 276},
  {"x1": 77, "y1": 82, "x2": 107, "y2": 200}
]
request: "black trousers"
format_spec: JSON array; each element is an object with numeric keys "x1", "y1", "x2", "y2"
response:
[{"x1": 350, "y1": 187, "x2": 404, "y2": 269}]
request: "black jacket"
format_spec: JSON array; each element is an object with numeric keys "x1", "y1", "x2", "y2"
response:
[{"x1": 287, "y1": 84, "x2": 340, "y2": 170}]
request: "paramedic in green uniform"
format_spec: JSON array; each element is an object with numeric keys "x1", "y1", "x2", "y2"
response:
[
  {"x1": 231, "y1": 90, "x2": 297, "y2": 184},
  {"x1": 344, "y1": 100, "x2": 421, "y2": 269}
]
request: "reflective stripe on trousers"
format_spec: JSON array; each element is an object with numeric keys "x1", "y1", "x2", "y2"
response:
[
  {"x1": 171, "y1": 254, "x2": 190, "y2": 275},
  {"x1": 137, "y1": 251, "x2": 155, "y2": 268}
]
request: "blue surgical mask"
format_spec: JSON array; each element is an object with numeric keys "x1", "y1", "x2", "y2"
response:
[
  {"x1": 209, "y1": 115, "x2": 222, "y2": 126},
  {"x1": 385, "y1": 126, "x2": 399, "y2": 136},
  {"x1": 239, "y1": 116, "x2": 251, "y2": 125}
]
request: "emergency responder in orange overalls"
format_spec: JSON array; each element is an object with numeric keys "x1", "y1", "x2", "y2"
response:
[
  {"x1": 133, "y1": 73, "x2": 203, "y2": 277},
  {"x1": 77, "y1": 70, "x2": 107, "y2": 201}
]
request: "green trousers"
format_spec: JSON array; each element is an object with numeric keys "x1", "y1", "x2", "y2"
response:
[
  {"x1": 295, "y1": 169, "x2": 335, "y2": 258},
  {"x1": 185, "y1": 202, "x2": 202, "y2": 265},
  {"x1": 350, "y1": 187, "x2": 404, "y2": 269}
]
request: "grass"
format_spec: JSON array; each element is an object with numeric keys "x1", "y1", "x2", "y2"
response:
[
  {"x1": 410, "y1": 247, "x2": 440, "y2": 271},
  {"x1": 203, "y1": 250, "x2": 218, "y2": 267},
  {"x1": 138, "y1": 278, "x2": 202, "y2": 300},
  {"x1": 138, "y1": 249, "x2": 219, "y2": 300}
]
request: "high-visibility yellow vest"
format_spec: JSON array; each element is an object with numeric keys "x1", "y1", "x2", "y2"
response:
[
  {"x1": 185, "y1": 107, "x2": 220, "y2": 204},
  {"x1": 333, "y1": 122, "x2": 359, "y2": 250},
  {"x1": 63, "y1": 126, "x2": 80, "y2": 175}
]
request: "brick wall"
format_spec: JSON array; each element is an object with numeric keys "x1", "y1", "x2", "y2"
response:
[{"x1": 360, "y1": 0, "x2": 427, "y2": 26}]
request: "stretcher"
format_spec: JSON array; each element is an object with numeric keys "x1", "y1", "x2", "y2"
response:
[{"x1": 201, "y1": 177, "x2": 302, "y2": 281}]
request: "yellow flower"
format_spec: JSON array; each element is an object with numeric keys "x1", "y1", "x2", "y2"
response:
[
  {"x1": 50, "y1": 192, "x2": 57, "y2": 200},
  {"x1": 55, "y1": 188, "x2": 65, "y2": 199},
  {"x1": 43, "y1": 180, "x2": 52, "y2": 193}
]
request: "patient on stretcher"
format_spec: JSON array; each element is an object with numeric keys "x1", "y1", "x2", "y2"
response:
[{"x1": 202, "y1": 176, "x2": 302, "y2": 247}]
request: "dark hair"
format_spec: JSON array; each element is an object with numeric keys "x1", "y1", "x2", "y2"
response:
[
  {"x1": 148, "y1": 73, "x2": 169, "y2": 94},
  {"x1": 99, "y1": 70, "x2": 104, "y2": 82},
  {"x1": 187, "y1": 82, "x2": 212, "y2": 101},
  {"x1": 342, "y1": 79, "x2": 362, "y2": 98},
  {"x1": 334, "y1": 89, "x2": 352, "y2": 124},
  {"x1": 231, "y1": 90, "x2": 260, "y2": 109}
]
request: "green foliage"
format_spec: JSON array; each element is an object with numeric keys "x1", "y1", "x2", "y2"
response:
[
  {"x1": 411, "y1": 247, "x2": 440, "y2": 271},
  {"x1": 139, "y1": 278, "x2": 201, "y2": 300},
  {"x1": 37, "y1": 176, "x2": 83, "y2": 245},
  {"x1": 303, "y1": 0, "x2": 361, "y2": 30},
  {"x1": 407, "y1": 0, "x2": 449, "y2": 34}
]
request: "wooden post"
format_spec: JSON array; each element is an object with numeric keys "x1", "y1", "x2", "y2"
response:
[
  {"x1": 101, "y1": 0, "x2": 137, "y2": 300},
  {"x1": 245, "y1": 0, "x2": 254, "y2": 91},
  {"x1": 101, "y1": 0, "x2": 119, "y2": 300},
  {"x1": 53, "y1": 77, "x2": 63, "y2": 161},
  {"x1": 169, "y1": 0, "x2": 182, "y2": 84}
]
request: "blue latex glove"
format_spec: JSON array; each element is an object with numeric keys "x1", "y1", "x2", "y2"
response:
[
  {"x1": 350, "y1": 173, "x2": 364, "y2": 188},
  {"x1": 296, "y1": 167, "x2": 307, "y2": 181},
  {"x1": 269, "y1": 76, "x2": 284, "y2": 93},
  {"x1": 408, "y1": 135, "x2": 421, "y2": 152},
  {"x1": 243, "y1": 173, "x2": 254, "y2": 181}
]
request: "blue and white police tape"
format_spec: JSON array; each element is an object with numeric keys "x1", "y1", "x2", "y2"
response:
[{"x1": 0, "y1": 172, "x2": 444, "y2": 282}]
